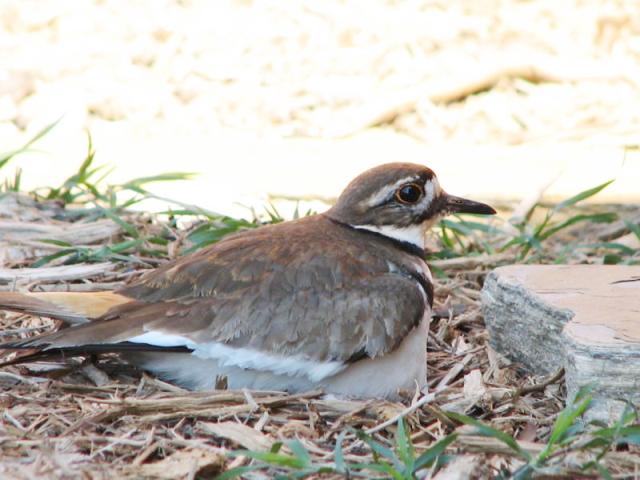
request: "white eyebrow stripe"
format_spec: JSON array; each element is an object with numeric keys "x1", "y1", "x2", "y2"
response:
[
  {"x1": 363, "y1": 175, "x2": 420, "y2": 207},
  {"x1": 423, "y1": 179, "x2": 437, "y2": 205}
]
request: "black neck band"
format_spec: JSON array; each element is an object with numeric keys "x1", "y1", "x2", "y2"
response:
[{"x1": 326, "y1": 216, "x2": 427, "y2": 260}]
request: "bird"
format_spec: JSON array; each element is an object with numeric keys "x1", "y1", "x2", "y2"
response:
[{"x1": 0, "y1": 163, "x2": 495, "y2": 398}]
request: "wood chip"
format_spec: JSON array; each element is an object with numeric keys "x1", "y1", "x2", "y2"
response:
[
  {"x1": 81, "y1": 364, "x2": 111, "y2": 387},
  {"x1": 199, "y1": 421, "x2": 273, "y2": 452},
  {"x1": 463, "y1": 369, "x2": 487, "y2": 401},
  {"x1": 134, "y1": 448, "x2": 225, "y2": 479}
]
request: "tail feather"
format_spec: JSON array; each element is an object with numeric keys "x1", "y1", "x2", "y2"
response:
[
  {"x1": 0, "y1": 291, "x2": 131, "y2": 325},
  {"x1": 0, "y1": 290, "x2": 193, "y2": 373},
  {"x1": 0, "y1": 343, "x2": 191, "y2": 368}
]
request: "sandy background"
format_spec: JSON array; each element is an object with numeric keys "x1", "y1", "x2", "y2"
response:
[{"x1": 1, "y1": 0, "x2": 640, "y2": 217}]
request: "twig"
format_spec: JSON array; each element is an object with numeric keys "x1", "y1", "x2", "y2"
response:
[
  {"x1": 0, "y1": 371, "x2": 47, "y2": 385},
  {"x1": 429, "y1": 253, "x2": 513, "y2": 270},
  {"x1": 25, "y1": 281, "x2": 125, "y2": 292},
  {"x1": 436, "y1": 353, "x2": 474, "y2": 390},
  {"x1": 514, "y1": 368, "x2": 565, "y2": 397},
  {"x1": 456, "y1": 433, "x2": 544, "y2": 456},
  {"x1": 457, "y1": 433, "x2": 640, "y2": 470},
  {"x1": 367, "y1": 351, "x2": 475, "y2": 434}
]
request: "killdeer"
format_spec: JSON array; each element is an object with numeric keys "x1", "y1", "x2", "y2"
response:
[{"x1": 0, "y1": 163, "x2": 495, "y2": 398}]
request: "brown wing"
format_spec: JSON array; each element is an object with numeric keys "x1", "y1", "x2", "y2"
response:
[{"x1": 10, "y1": 215, "x2": 428, "y2": 364}]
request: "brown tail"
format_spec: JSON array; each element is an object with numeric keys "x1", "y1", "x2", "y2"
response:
[{"x1": 0, "y1": 291, "x2": 131, "y2": 325}]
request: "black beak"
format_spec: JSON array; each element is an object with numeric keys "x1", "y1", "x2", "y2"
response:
[{"x1": 442, "y1": 193, "x2": 496, "y2": 215}]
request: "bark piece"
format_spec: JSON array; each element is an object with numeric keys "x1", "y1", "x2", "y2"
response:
[
  {"x1": 0, "y1": 219, "x2": 122, "y2": 244},
  {"x1": 482, "y1": 265, "x2": 640, "y2": 422},
  {"x1": 0, "y1": 263, "x2": 116, "y2": 284},
  {"x1": 0, "y1": 193, "x2": 65, "y2": 221}
]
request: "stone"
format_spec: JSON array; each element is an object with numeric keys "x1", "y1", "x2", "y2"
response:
[{"x1": 481, "y1": 264, "x2": 640, "y2": 422}]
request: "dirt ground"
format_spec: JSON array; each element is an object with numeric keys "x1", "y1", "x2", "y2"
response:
[{"x1": 1, "y1": 0, "x2": 640, "y2": 217}]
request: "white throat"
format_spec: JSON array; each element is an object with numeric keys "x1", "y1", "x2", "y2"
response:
[{"x1": 351, "y1": 224, "x2": 425, "y2": 250}]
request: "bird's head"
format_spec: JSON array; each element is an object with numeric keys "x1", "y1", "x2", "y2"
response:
[{"x1": 327, "y1": 162, "x2": 496, "y2": 249}]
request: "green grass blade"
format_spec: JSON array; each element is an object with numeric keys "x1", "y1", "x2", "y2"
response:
[
  {"x1": 625, "y1": 220, "x2": 640, "y2": 242},
  {"x1": 333, "y1": 430, "x2": 347, "y2": 474},
  {"x1": 395, "y1": 418, "x2": 414, "y2": 473},
  {"x1": 4, "y1": 167, "x2": 22, "y2": 191},
  {"x1": 510, "y1": 464, "x2": 535, "y2": 480},
  {"x1": 349, "y1": 462, "x2": 404, "y2": 479},
  {"x1": 553, "y1": 180, "x2": 614, "y2": 212},
  {"x1": 532, "y1": 211, "x2": 553, "y2": 240},
  {"x1": 270, "y1": 442, "x2": 283, "y2": 453},
  {"x1": 592, "y1": 463, "x2": 613, "y2": 480},
  {"x1": 413, "y1": 433, "x2": 458, "y2": 471},
  {"x1": 354, "y1": 430, "x2": 403, "y2": 471},
  {"x1": 538, "y1": 386, "x2": 592, "y2": 461},
  {"x1": 286, "y1": 439, "x2": 311, "y2": 468},
  {"x1": 107, "y1": 253, "x2": 149, "y2": 264},
  {"x1": 264, "y1": 203, "x2": 284, "y2": 223},
  {"x1": 442, "y1": 218, "x2": 500, "y2": 235},
  {"x1": 593, "y1": 425, "x2": 640, "y2": 445},
  {"x1": 31, "y1": 250, "x2": 77, "y2": 268},
  {"x1": 100, "y1": 208, "x2": 140, "y2": 238},
  {"x1": 0, "y1": 117, "x2": 61, "y2": 169},
  {"x1": 119, "y1": 172, "x2": 198, "y2": 194},
  {"x1": 617, "y1": 426, "x2": 640, "y2": 445},
  {"x1": 446, "y1": 412, "x2": 530, "y2": 460},
  {"x1": 215, "y1": 465, "x2": 263, "y2": 480},
  {"x1": 36, "y1": 239, "x2": 73, "y2": 247},
  {"x1": 226, "y1": 450, "x2": 307, "y2": 469},
  {"x1": 107, "y1": 238, "x2": 146, "y2": 254},
  {"x1": 184, "y1": 219, "x2": 256, "y2": 252},
  {"x1": 67, "y1": 146, "x2": 96, "y2": 186},
  {"x1": 538, "y1": 213, "x2": 617, "y2": 241},
  {"x1": 500, "y1": 235, "x2": 528, "y2": 251},
  {"x1": 437, "y1": 220, "x2": 457, "y2": 249},
  {"x1": 578, "y1": 242, "x2": 637, "y2": 255}
]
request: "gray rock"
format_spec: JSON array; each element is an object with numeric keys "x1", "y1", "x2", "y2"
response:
[{"x1": 482, "y1": 265, "x2": 640, "y2": 422}]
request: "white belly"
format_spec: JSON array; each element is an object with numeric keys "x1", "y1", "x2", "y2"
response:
[
  {"x1": 323, "y1": 315, "x2": 428, "y2": 397},
  {"x1": 127, "y1": 315, "x2": 429, "y2": 399}
]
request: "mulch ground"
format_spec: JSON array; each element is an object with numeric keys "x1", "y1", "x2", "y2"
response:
[{"x1": 0, "y1": 192, "x2": 638, "y2": 479}]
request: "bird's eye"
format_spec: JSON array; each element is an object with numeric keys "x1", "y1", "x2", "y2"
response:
[{"x1": 395, "y1": 183, "x2": 424, "y2": 204}]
